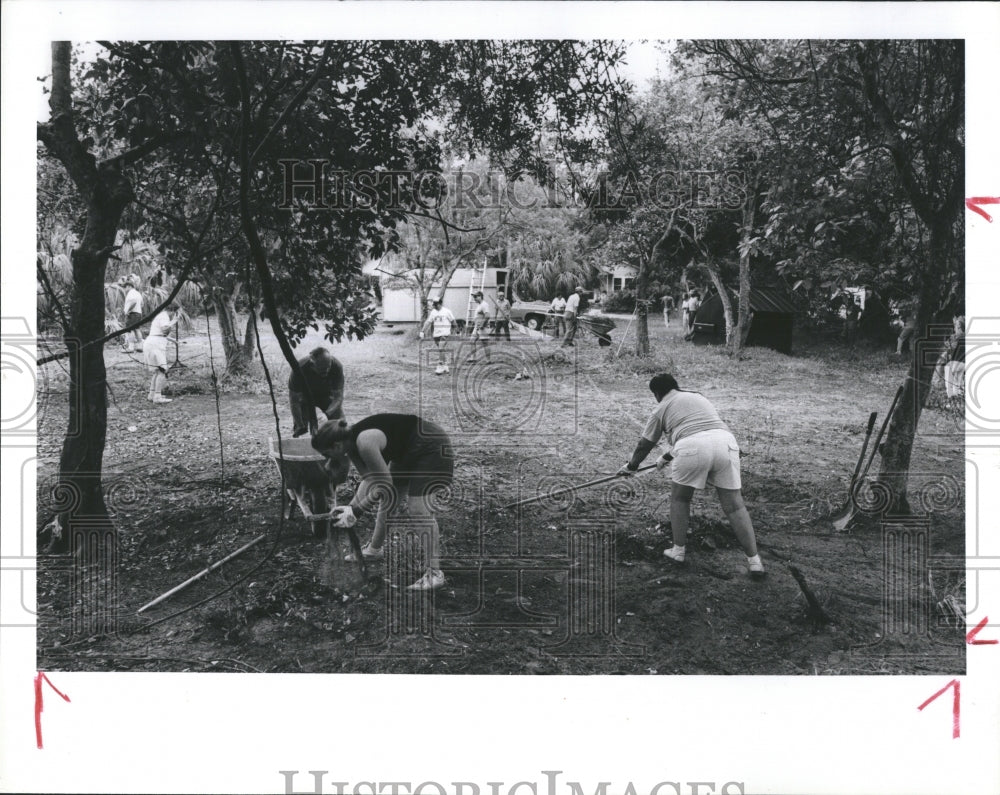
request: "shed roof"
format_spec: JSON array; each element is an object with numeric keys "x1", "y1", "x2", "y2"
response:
[{"x1": 708, "y1": 287, "x2": 799, "y2": 314}]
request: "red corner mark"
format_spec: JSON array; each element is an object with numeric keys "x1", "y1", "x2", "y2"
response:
[
  {"x1": 918, "y1": 678, "x2": 960, "y2": 739},
  {"x1": 966, "y1": 615, "x2": 998, "y2": 645},
  {"x1": 965, "y1": 196, "x2": 1000, "y2": 221},
  {"x1": 34, "y1": 672, "x2": 71, "y2": 750}
]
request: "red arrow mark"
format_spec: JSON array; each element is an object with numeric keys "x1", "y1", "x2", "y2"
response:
[
  {"x1": 34, "y1": 672, "x2": 71, "y2": 750},
  {"x1": 966, "y1": 615, "x2": 998, "y2": 645},
  {"x1": 917, "y1": 678, "x2": 960, "y2": 739},
  {"x1": 965, "y1": 196, "x2": 1000, "y2": 221}
]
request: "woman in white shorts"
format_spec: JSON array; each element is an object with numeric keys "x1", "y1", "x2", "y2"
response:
[
  {"x1": 620, "y1": 373, "x2": 765, "y2": 579},
  {"x1": 143, "y1": 302, "x2": 182, "y2": 403}
]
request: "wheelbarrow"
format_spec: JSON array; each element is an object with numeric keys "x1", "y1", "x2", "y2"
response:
[
  {"x1": 578, "y1": 314, "x2": 616, "y2": 346},
  {"x1": 267, "y1": 437, "x2": 366, "y2": 578}
]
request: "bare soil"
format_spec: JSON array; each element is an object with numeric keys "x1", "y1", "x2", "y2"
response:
[{"x1": 36, "y1": 317, "x2": 966, "y2": 674}]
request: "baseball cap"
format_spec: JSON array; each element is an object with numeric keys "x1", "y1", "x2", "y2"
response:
[{"x1": 575, "y1": 286, "x2": 584, "y2": 293}]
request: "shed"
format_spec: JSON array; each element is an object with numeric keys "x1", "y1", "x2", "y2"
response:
[
  {"x1": 691, "y1": 288, "x2": 799, "y2": 354},
  {"x1": 379, "y1": 266, "x2": 509, "y2": 324}
]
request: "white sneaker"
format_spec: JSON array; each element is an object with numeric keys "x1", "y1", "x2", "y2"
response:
[
  {"x1": 152, "y1": 395, "x2": 173, "y2": 403},
  {"x1": 407, "y1": 568, "x2": 445, "y2": 591},
  {"x1": 663, "y1": 546, "x2": 686, "y2": 563},
  {"x1": 344, "y1": 543, "x2": 384, "y2": 562},
  {"x1": 434, "y1": 365, "x2": 445, "y2": 375},
  {"x1": 442, "y1": 365, "x2": 449, "y2": 373},
  {"x1": 748, "y1": 556, "x2": 766, "y2": 579}
]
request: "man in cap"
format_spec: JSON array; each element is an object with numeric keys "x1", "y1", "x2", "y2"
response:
[
  {"x1": 419, "y1": 296, "x2": 456, "y2": 374},
  {"x1": 468, "y1": 289, "x2": 492, "y2": 363},
  {"x1": 562, "y1": 286, "x2": 584, "y2": 347}
]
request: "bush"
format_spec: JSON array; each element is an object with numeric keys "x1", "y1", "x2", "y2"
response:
[{"x1": 603, "y1": 290, "x2": 637, "y2": 313}]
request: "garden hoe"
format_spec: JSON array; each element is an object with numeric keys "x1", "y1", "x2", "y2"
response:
[{"x1": 831, "y1": 385, "x2": 904, "y2": 531}]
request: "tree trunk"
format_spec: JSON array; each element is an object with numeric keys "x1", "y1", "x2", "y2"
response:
[
  {"x1": 703, "y1": 260, "x2": 734, "y2": 344},
  {"x1": 877, "y1": 242, "x2": 952, "y2": 513},
  {"x1": 731, "y1": 177, "x2": 758, "y2": 356},
  {"x1": 213, "y1": 290, "x2": 250, "y2": 374},
  {"x1": 242, "y1": 304, "x2": 259, "y2": 361},
  {"x1": 635, "y1": 254, "x2": 650, "y2": 356},
  {"x1": 38, "y1": 42, "x2": 133, "y2": 636}
]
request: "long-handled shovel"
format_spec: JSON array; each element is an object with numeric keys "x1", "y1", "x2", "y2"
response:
[
  {"x1": 829, "y1": 411, "x2": 877, "y2": 530},
  {"x1": 831, "y1": 385, "x2": 904, "y2": 531},
  {"x1": 504, "y1": 463, "x2": 657, "y2": 511}
]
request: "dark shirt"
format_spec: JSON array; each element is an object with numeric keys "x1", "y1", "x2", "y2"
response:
[
  {"x1": 349, "y1": 413, "x2": 421, "y2": 463},
  {"x1": 288, "y1": 356, "x2": 344, "y2": 410}
]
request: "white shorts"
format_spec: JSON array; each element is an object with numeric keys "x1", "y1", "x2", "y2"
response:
[
  {"x1": 143, "y1": 335, "x2": 168, "y2": 370},
  {"x1": 670, "y1": 429, "x2": 742, "y2": 490},
  {"x1": 471, "y1": 321, "x2": 488, "y2": 340}
]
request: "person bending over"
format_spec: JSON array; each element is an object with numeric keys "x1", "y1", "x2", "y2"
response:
[
  {"x1": 314, "y1": 413, "x2": 453, "y2": 591},
  {"x1": 289, "y1": 347, "x2": 345, "y2": 438},
  {"x1": 619, "y1": 373, "x2": 765, "y2": 579},
  {"x1": 143, "y1": 302, "x2": 182, "y2": 403}
]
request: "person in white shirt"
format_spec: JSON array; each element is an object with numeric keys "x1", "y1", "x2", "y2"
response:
[
  {"x1": 143, "y1": 302, "x2": 182, "y2": 403},
  {"x1": 561, "y1": 286, "x2": 583, "y2": 347},
  {"x1": 685, "y1": 291, "x2": 701, "y2": 332},
  {"x1": 419, "y1": 297, "x2": 456, "y2": 374},
  {"x1": 121, "y1": 275, "x2": 145, "y2": 353},
  {"x1": 468, "y1": 290, "x2": 492, "y2": 362},
  {"x1": 618, "y1": 373, "x2": 765, "y2": 579},
  {"x1": 550, "y1": 294, "x2": 567, "y2": 337}
]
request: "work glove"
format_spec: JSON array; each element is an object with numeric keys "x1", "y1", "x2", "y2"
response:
[
  {"x1": 419, "y1": 332, "x2": 425, "y2": 339},
  {"x1": 331, "y1": 506, "x2": 357, "y2": 528},
  {"x1": 656, "y1": 454, "x2": 674, "y2": 471}
]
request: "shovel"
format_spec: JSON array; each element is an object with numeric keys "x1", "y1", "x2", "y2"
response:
[{"x1": 831, "y1": 385, "x2": 904, "y2": 531}]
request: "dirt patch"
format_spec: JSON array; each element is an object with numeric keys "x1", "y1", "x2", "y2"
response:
[{"x1": 37, "y1": 318, "x2": 966, "y2": 675}]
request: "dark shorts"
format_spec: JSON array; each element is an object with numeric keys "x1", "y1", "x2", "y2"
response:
[{"x1": 389, "y1": 421, "x2": 454, "y2": 502}]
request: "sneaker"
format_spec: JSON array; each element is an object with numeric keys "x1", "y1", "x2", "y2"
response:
[
  {"x1": 748, "y1": 557, "x2": 767, "y2": 580},
  {"x1": 407, "y1": 568, "x2": 445, "y2": 591},
  {"x1": 344, "y1": 543, "x2": 384, "y2": 562},
  {"x1": 663, "y1": 546, "x2": 686, "y2": 563},
  {"x1": 442, "y1": 365, "x2": 449, "y2": 373},
  {"x1": 152, "y1": 396, "x2": 173, "y2": 403},
  {"x1": 434, "y1": 365, "x2": 445, "y2": 375}
]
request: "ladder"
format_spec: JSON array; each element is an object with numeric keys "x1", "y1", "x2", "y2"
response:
[{"x1": 465, "y1": 257, "x2": 488, "y2": 332}]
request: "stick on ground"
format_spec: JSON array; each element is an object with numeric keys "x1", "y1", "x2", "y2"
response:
[{"x1": 787, "y1": 564, "x2": 832, "y2": 625}]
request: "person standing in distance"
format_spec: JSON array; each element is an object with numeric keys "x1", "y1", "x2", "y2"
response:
[
  {"x1": 562, "y1": 286, "x2": 584, "y2": 347},
  {"x1": 420, "y1": 297, "x2": 456, "y2": 375},
  {"x1": 550, "y1": 293, "x2": 567, "y2": 338},
  {"x1": 289, "y1": 347, "x2": 345, "y2": 438},
  {"x1": 619, "y1": 373, "x2": 765, "y2": 579},
  {"x1": 493, "y1": 291, "x2": 512, "y2": 341},
  {"x1": 468, "y1": 290, "x2": 492, "y2": 363},
  {"x1": 121, "y1": 275, "x2": 145, "y2": 353}
]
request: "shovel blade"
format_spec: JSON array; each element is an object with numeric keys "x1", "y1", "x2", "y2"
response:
[{"x1": 830, "y1": 504, "x2": 855, "y2": 531}]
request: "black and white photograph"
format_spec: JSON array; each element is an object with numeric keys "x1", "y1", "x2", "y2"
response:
[{"x1": 2, "y1": 3, "x2": 999, "y2": 794}]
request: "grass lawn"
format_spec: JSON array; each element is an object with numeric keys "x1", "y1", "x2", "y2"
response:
[{"x1": 36, "y1": 314, "x2": 966, "y2": 674}]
